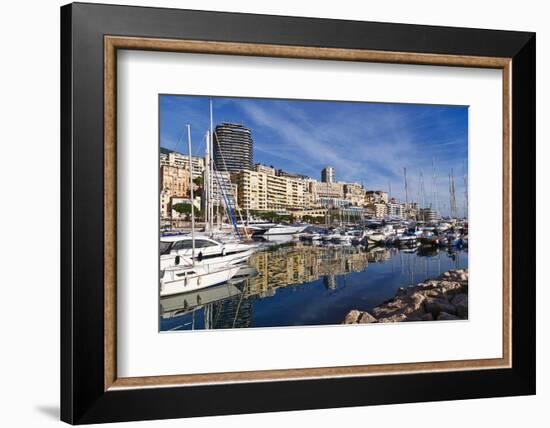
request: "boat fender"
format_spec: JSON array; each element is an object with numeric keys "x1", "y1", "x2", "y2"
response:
[
  {"x1": 198, "y1": 252, "x2": 203, "y2": 262},
  {"x1": 175, "y1": 255, "x2": 180, "y2": 265},
  {"x1": 184, "y1": 276, "x2": 188, "y2": 287},
  {"x1": 197, "y1": 276, "x2": 201, "y2": 286},
  {"x1": 221, "y1": 248, "x2": 226, "y2": 256}
]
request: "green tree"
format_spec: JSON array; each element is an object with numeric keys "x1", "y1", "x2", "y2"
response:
[
  {"x1": 302, "y1": 215, "x2": 313, "y2": 224},
  {"x1": 172, "y1": 203, "x2": 202, "y2": 219},
  {"x1": 191, "y1": 176, "x2": 203, "y2": 197}
]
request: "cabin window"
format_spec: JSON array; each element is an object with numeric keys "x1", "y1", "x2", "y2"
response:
[
  {"x1": 171, "y1": 240, "x2": 194, "y2": 251},
  {"x1": 195, "y1": 239, "x2": 218, "y2": 248},
  {"x1": 159, "y1": 241, "x2": 172, "y2": 255}
]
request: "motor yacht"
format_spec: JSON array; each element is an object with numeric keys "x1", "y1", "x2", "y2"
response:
[
  {"x1": 160, "y1": 264, "x2": 242, "y2": 296},
  {"x1": 160, "y1": 233, "x2": 256, "y2": 269},
  {"x1": 261, "y1": 224, "x2": 309, "y2": 236}
]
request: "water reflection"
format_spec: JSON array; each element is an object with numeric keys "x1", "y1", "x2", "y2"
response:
[{"x1": 160, "y1": 243, "x2": 467, "y2": 331}]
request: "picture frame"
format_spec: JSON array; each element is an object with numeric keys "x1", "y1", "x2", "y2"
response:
[{"x1": 61, "y1": 2, "x2": 535, "y2": 424}]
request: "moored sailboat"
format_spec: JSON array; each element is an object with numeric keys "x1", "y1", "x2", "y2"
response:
[
  {"x1": 161, "y1": 264, "x2": 242, "y2": 297},
  {"x1": 159, "y1": 124, "x2": 244, "y2": 296}
]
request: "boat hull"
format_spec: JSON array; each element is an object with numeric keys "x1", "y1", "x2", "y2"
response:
[
  {"x1": 161, "y1": 247, "x2": 255, "y2": 270},
  {"x1": 262, "y1": 225, "x2": 308, "y2": 236},
  {"x1": 160, "y1": 283, "x2": 242, "y2": 318},
  {"x1": 367, "y1": 234, "x2": 386, "y2": 245},
  {"x1": 160, "y1": 265, "x2": 241, "y2": 296}
]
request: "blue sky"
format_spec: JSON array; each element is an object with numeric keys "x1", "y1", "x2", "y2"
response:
[{"x1": 160, "y1": 95, "x2": 468, "y2": 216}]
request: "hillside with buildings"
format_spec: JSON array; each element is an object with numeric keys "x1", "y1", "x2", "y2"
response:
[{"x1": 160, "y1": 121, "x2": 439, "y2": 228}]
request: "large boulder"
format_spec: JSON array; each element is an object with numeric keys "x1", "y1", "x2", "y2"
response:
[
  {"x1": 371, "y1": 298, "x2": 404, "y2": 318},
  {"x1": 424, "y1": 280, "x2": 442, "y2": 288},
  {"x1": 451, "y1": 293, "x2": 468, "y2": 318},
  {"x1": 408, "y1": 293, "x2": 427, "y2": 312},
  {"x1": 437, "y1": 312, "x2": 461, "y2": 321},
  {"x1": 438, "y1": 281, "x2": 463, "y2": 295},
  {"x1": 343, "y1": 310, "x2": 377, "y2": 324},
  {"x1": 357, "y1": 311, "x2": 377, "y2": 324},
  {"x1": 403, "y1": 311, "x2": 434, "y2": 322},
  {"x1": 377, "y1": 313, "x2": 408, "y2": 323},
  {"x1": 424, "y1": 296, "x2": 457, "y2": 317},
  {"x1": 446, "y1": 269, "x2": 468, "y2": 283},
  {"x1": 421, "y1": 313, "x2": 434, "y2": 321},
  {"x1": 343, "y1": 310, "x2": 362, "y2": 324},
  {"x1": 371, "y1": 291, "x2": 427, "y2": 319}
]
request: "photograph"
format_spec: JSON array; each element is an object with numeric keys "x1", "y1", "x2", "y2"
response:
[{"x1": 158, "y1": 95, "x2": 469, "y2": 331}]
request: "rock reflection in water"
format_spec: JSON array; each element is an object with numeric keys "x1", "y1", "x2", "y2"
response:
[{"x1": 160, "y1": 243, "x2": 467, "y2": 331}]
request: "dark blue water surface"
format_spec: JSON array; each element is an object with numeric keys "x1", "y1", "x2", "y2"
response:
[{"x1": 160, "y1": 242, "x2": 467, "y2": 331}]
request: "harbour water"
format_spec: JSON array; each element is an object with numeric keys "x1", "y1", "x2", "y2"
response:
[{"x1": 159, "y1": 240, "x2": 468, "y2": 331}]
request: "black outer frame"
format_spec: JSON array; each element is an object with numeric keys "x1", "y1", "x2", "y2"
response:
[{"x1": 60, "y1": 2, "x2": 536, "y2": 424}]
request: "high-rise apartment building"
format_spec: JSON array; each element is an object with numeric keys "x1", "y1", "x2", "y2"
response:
[
  {"x1": 387, "y1": 202, "x2": 404, "y2": 218},
  {"x1": 254, "y1": 163, "x2": 276, "y2": 176},
  {"x1": 160, "y1": 165, "x2": 190, "y2": 219},
  {"x1": 233, "y1": 170, "x2": 268, "y2": 211},
  {"x1": 321, "y1": 166, "x2": 335, "y2": 183},
  {"x1": 234, "y1": 170, "x2": 308, "y2": 212},
  {"x1": 213, "y1": 123, "x2": 253, "y2": 173},
  {"x1": 365, "y1": 190, "x2": 389, "y2": 205},
  {"x1": 310, "y1": 181, "x2": 344, "y2": 203},
  {"x1": 419, "y1": 207, "x2": 438, "y2": 222},
  {"x1": 160, "y1": 148, "x2": 205, "y2": 178},
  {"x1": 160, "y1": 165, "x2": 189, "y2": 198},
  {"x1": 266, "y1": 174, "x2": 306, "y2": 211},
  {"x1": 212, "y1": 170, "x2": 238, "y2": 209},
  {"x1": 343, "y1": 183, "x2": 366, "y2": 206},
  {"x1": 370, "y1": 202, "x2": 388, "y2": 219}
]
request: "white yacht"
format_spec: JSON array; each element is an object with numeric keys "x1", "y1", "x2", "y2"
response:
[
  {"x1": 262, "y1": 234, "x2": 297, "y2": 244},
  {"x1": 331, "y1": 233, "x2": 353, "y2": 244},
  {"x1": 160, "y1": 235, "x2": 256, "y2": 269},
  {"x1": 160, "y1": 264, "x2": 241, "y2": 297},
  {"x1": 366, "y1": 232, "x2": 387, "y2": 245},
  {"x1": 396, "y1": 234, "x2": 419, "y2": 246},
  {"x1": 260, "y1": 224, "x2": 308, "y2": 236},
  {"x1": 301, "y1": 232, "x2": 322, "y2": 241},
  {"x1": 437, "y1": 222, "x2": 452, "y2": 232},
  {"x1": 322, "y1": 233, "x2": 337, "y2": 241}
]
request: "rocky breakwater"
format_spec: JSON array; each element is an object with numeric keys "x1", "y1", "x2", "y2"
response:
[{"x1": 343, "y1": 269, "x2": 468, "y2": 324}]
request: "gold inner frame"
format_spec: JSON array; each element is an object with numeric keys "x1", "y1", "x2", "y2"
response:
[{"x1": 104, "y1": 35, "x2": 512, "y2": 391}]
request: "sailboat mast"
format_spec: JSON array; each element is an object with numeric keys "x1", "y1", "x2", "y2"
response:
[
  {"x1": 204, "y1": 131, "x2": 210, "y2": 228},
  {"x1": 206, "y1": 132, "x2": 212, "y2": 234},
  {"x1": 449, "y1": 168, "x2": 457, "y2": 219},
  {"x1": 452, "y1": 170, "x2": 457, "y2": 218},
  {"x1": 403, "y1": 167, "x2": 409, "y2": 219},
  {"x1": 420, "y1": 169, "x2": 425, "y2": 209},
  {"x1": 186, "y1": 124, "x2": 195, "y2": 265},
  {"x1": 431, "y1": 158, "x2": 438, "y2": 212},
  {"x1": 209, "y1": 98, "x2": 215, "y2": 234},
  {"x1": 448, "y1": 172, "x2": 452, "y2": 218},
  {"x1": 463, "y1": 160, "x2": 468, "y2": 220}
]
